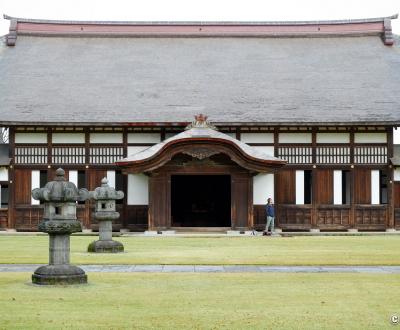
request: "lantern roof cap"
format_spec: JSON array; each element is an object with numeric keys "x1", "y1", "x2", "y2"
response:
[
  {"x1": 90, "y1": 177, "x2": 124, "y2": 200},
  {"x1": 32, "y1": 168, "x2": 89, "y2": 202}
]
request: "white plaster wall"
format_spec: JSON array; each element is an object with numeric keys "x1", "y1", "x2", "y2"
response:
[
  {"x1": 253, "y1": 173, "x2": 274, "y2": 204},
  {"x1": 90, "y1": 133, "x2": 123, "y2": 144},
  {"x1": 52, "y1": 133, "x2": 85, "y2": 144},
  {"x1": 354, "y1": 133, "x2": 387, "y2": 143},
  {"x1": 107, "y1": 170, "x2": 116, "y2": 188},
  {"x1": 333, "y1": 170, "x2": 343, "y2": 205},
  {"x1": 127, "y1": 133, "x2": 161, "y2": 143},
  {"x1": 295, "y1": 170, "x2": 305, "y2": 204},
  {"x1": 127, "y1": 174, "x2": 148, "y2": 205},
  {"x1": 31, "y1": 170, "x2": 40, "y2": 205},
  {"x1": 127, "y1": 146, "x2": 149, "y2": 156},
  {"x1": 69, "y1": 170, "x2": 78, "y2": 187},
  {"x1": 0, "y1": 167, "x2": 8, "y2": 181},
  {"x1": 279, "y1": 133, "x2": 312, "y2": 144},
  {"x1": 371, "y1": 170, "x2": 380, "y2": 205},
  {"x1": 394, "y1": 168, "x2": 400, "y2": 181},
  {"x1": 253, "y1": 146, "x2": 275, "y2": 157},
  {"x1": 15, "y1": 133, "x2": 47, "y2": 144},
  {"x1": 241, "y1": 133, "x2": 274, "y2": 143},
  {"x1": 316, "y1": 133, "x2": 350, "y2": 144},
  {"x1": 0, "y1": 184, "x2": 2, "y2": 208}
]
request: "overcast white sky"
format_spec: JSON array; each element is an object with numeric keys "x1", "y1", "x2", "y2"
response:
[{"x1": 1, "y1": 0, "x2": 399, "y2": 142}]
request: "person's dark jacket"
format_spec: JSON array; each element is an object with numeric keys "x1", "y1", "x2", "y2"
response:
[{"x1": 266, "y1": 204, "x2": 275, "y2": 217}]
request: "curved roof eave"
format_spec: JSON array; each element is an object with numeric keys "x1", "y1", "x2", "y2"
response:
[{"x1": 115, "y1": 122, "x2": 286, "y2": 173}]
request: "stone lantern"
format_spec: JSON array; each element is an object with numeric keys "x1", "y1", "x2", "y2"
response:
[
  {"x1": 87, "y1": 177, "x2": 124, "y2": 253},
  {"x1": 31, "y1": 168, "x2": 89, "y2": 285}
]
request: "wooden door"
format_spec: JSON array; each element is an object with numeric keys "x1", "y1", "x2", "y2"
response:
[
  {"x1": 354, "y1": 168, "x2": 371, "y2": 204},
  {"x1": 231, "y1": 173, "x2": 251, "y2": 229},
  {"x1": 148, "y1": 172, "x2": 169, "y2": 230},
  {"x1": 14, "y1": 169, "x2": 31, "y2": 205},
  {"x1": 276, "y1": 170, "x2": 296, "y2": 204},
  {"x1": 314, "y1": 169, "x2": 333, "y2": 204}
]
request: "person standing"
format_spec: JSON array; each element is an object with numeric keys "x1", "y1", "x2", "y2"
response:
[{"x1": 264, "y1": 198, "x2": 275, "y2": 235}]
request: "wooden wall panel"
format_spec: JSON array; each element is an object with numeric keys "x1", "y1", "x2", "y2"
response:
[
  {"x1": 394, "y1": 183, "x2": 400, "y2": 208},
  {"x1": 276, "y1": 170, "x2": 295, "y2": 204},
  {"x1": 253, "y1": 205, "x2": 266, "y2": 228},
  {"x1": 88, "y1": 169, "x2": 107, "y2": 191},
  {"x1": 314, "y1": 169, "x2": 333, "y2": 204},
  {"x1": 125, "y1": 205, "x2": 149, "y2": 231},
  {"x1": 14, "y1": 169, "x2": 31, "y2": 205},
  {"x1": 0, "y1": 209, "x2": 8, "y2": 229},
  {"x1": 354, "y1": 168, "x2": 371, "y2": 204},
  {"x1": 231, "y1": 174, "x2": 250, "y2": 228},
  {"x1": 148, "y1": 173, "x2": 169, "y2": 229},
  {"x1": 15, "y1": 207, "x2": 43, "y2": 231}
]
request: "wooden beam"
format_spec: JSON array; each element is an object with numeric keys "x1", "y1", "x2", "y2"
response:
[
  {"x1": 387, "y1": 127, "x2": 395, "y2": 229},
  {"x1": 7, "y1": 127, "x2": 15, "y2": 229}
]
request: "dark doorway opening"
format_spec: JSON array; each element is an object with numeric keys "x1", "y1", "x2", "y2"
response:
[{"x1": 171, "y1": 175, "x2": 231, "y2": 227}]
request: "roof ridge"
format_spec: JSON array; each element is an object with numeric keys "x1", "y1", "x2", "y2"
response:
[
  {"x1": 3, "y1": 14, "x2": 397, "y2": 46},
  {"x1": 3, "y1": 14, "x2": 398, "y2": 26}
]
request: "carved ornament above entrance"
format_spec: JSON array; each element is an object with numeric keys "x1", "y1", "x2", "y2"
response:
[{"x1": 182, "y1": 147, "x2": 220, "y2": 160}]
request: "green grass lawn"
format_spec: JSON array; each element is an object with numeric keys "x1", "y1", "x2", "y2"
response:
[
  {"x1": 0, "y1": 273, "x2": 398, "y2": 329},
  {"x1": 0, "y1": 235, "x2": 399, "y2": 265}
]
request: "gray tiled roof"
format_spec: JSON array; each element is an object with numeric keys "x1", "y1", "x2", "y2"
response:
[{"x1": 1, "y1": 35, "x2": 400, "y2": 126}]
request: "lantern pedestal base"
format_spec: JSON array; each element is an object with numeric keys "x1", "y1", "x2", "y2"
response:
[
  {"x1": 87, "y1": 240, "x2": 124, "y2": 253},
  {"x1": 32, "y1": 264, "x2": 87, "y2": 285}
]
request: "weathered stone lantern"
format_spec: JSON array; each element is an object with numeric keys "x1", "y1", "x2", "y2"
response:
[
  {"x1": 87, "y1": 177, "x2": 124, "y2": 253},
  {"x1": 31, "y1": 168, "x2": 89, "y2": 285}
]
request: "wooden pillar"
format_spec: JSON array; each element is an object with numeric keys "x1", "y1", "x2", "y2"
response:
[
  {"x1": 47, "y1": 127, "x2": 52, "y2": 172},
  {"x1": 349, "y1": 128, "x2": 356, "y2": 229},
  {"x1": 274, "y1": 127, "x2": 279, "y2": 228},
  {"x1": 387, "y1": 127, "x2": 395, "y2": 229},
  {"x1": 311, "y1": 128, "x2": 317, "y2": 229},
  {"x1": 122, "y1": 128, "x2": 128, "y2": 229},
  {"x1": 235, "y1": 127, "x2": 241, "y2": 141},
  {"x1": 7, "y1": 127, "x2": 15, "y2": 229},
  {"x1": 160, "y1": 127, "x2": 166, "y2": 141},
  {"x1": 83, "y1": 128, "x2": 90, "y2": 229},
  {"x1": 248, "y1": 172, "x2": 254, "y2": 229}
]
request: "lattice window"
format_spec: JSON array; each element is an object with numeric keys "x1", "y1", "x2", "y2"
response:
[
  {"x1": 89, "y1": 147, "x2": 124, "y2": 164},
  {"x1": 316, "y1": 147, "x2": 350, "y2": 164},
  {"x1": 277, "y1": 147, "x2": 313, "y2": 164},
  {"x1": 15, "y1": 147, "x2": 47, "y2": 164},
  {"x1": 52, "y1": 147, "x2": 85, "y2": 164},
  {"x1": 354, "y1": 146, "x2": 387, "y2": 164}
]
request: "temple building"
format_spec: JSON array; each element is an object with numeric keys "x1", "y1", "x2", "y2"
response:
[{"x1": 0, "y1": 15, "x2": 400, "y2": 232}]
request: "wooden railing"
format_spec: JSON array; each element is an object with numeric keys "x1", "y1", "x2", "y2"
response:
[
  {"x1": 0, "y1": 209, "x2": 8, "y2": 229},
  {"x1": 255, "y1": 204, "x2": 389, "y2": 231},
  {"x1": 15, "y1": 146, "x2": 47, "y2": 164},
  {"x1": 395, "y1": 208, "x2": 400, "y2": 228},
  {"x1": 15, "y1": 206, "x2": 43, "y2": 231},
  {"x1": 355, "y1": 205, "x2": 387, "y2": 228},
  {"x1": 277, "y1": 145, "x2": 387, "y2": 165},
  {"x1": 316, "y1": 205, "x2": 350, "y2": 227},
  {"x1": 52, "y1": 146, "x2": 85, "y2": 164},
  {"x1": 277, "y1": 204, "x2": 312, "y2": 229}
]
